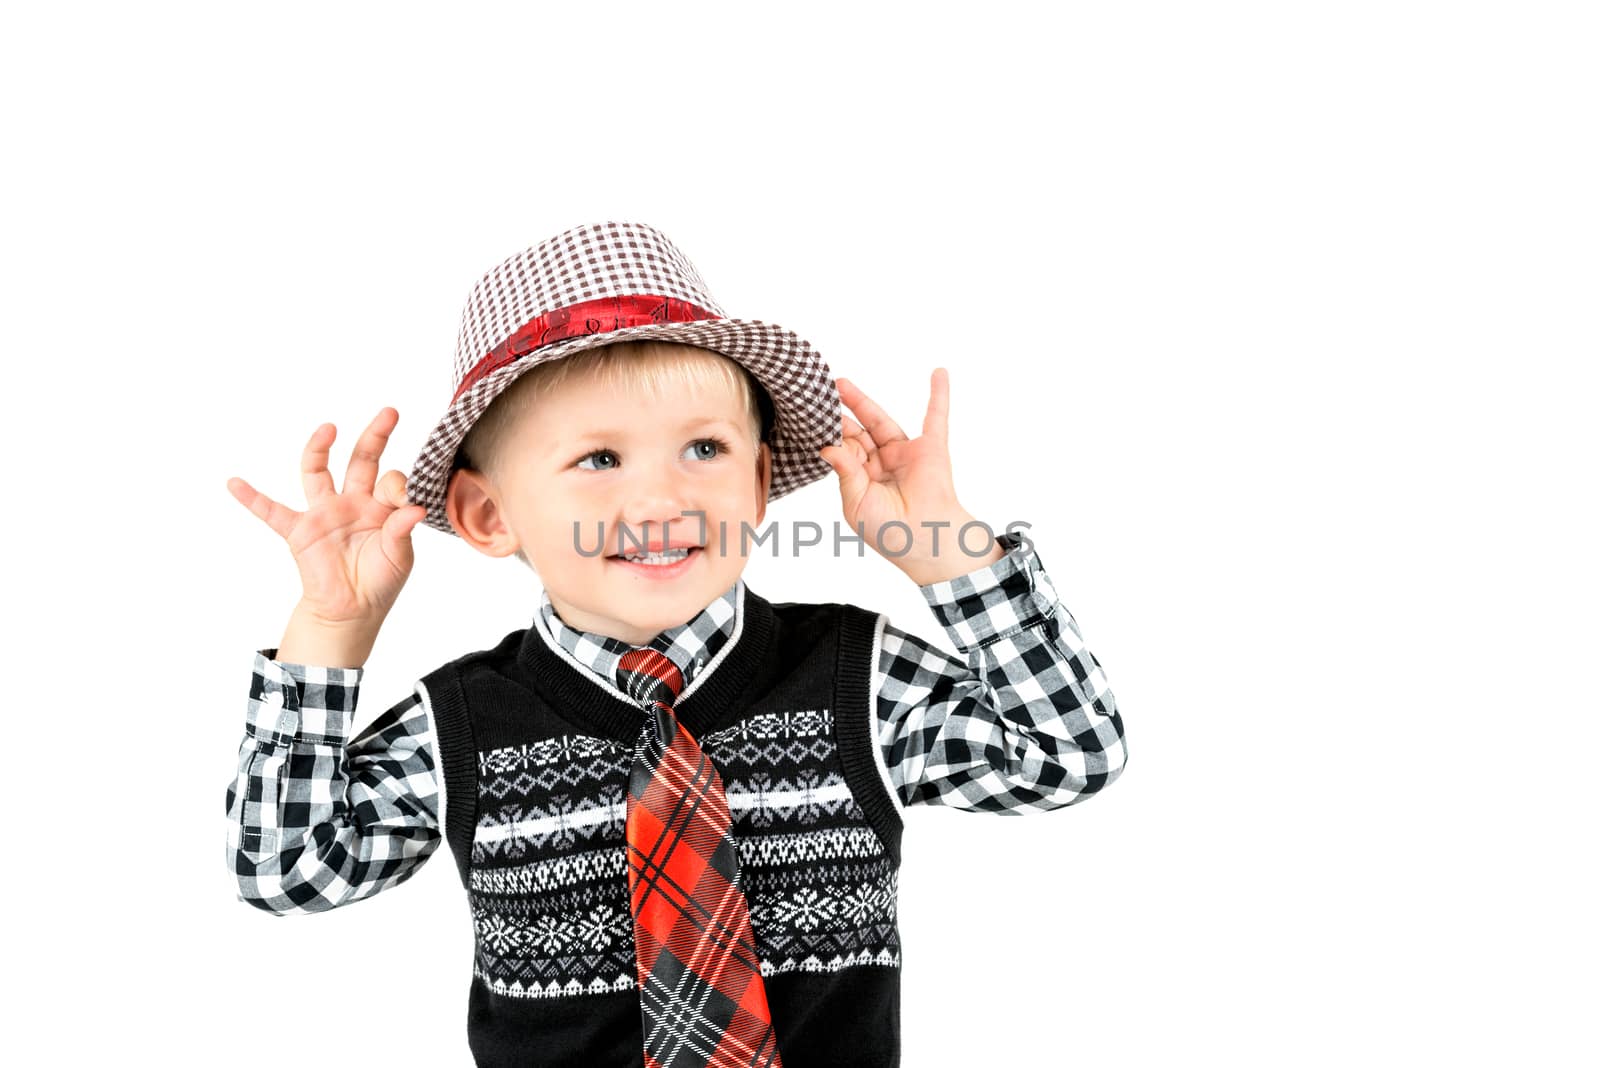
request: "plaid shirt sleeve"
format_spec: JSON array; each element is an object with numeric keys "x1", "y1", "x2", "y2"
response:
[
  {"x1": 224, "y1": 649, "x2": 442, "y2": 914},
  {"x1": 875, "y1": 532, "x2": 1128, "y2": 812}
]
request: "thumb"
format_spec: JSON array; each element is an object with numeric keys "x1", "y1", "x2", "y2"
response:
[
  {"x1": 381, "y1": 504, "x2": 428, "y2": 567},
  {"x1": 820, "y1": 444, "x2": 868, "y2": 502},
  {"x1": 374, "y1": 469, "x2": 409, "y2": 509}
]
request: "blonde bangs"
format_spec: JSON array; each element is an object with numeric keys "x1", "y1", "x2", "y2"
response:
[
  {"x1": 457, "y1": 340, "x2": 765, "y2": 483},
  {"x1": 537, "y1": 340, "x2": 761, "y2": 422}
]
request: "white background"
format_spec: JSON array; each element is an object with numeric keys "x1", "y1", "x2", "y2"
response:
[{"x1": 3, "y1": 2, "x2": 1594, "y2": 1064}]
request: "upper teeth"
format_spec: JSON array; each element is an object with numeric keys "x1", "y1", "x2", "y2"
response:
[{"x1": 621, "y1": 548, "x2": 691, "y2": 564}]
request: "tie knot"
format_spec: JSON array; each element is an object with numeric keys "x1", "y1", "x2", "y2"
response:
[{"x1": 615, "y1": 648, "x2": 685, "y2": 710}]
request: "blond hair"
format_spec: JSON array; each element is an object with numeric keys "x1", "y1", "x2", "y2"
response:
[{"x1": 453, "y1": 340, "x2": 772, "y2": 568}]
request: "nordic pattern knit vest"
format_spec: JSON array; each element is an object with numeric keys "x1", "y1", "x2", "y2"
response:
[{"x1": 419, "y1": 589, "x2": 905, "y2": 1068}]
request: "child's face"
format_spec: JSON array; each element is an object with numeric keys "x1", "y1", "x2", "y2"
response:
[{"x1": 461, "y1": 363, "x2": 771, "y2": 646}]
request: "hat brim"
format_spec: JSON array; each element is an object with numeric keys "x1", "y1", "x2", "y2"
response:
[{"x1": 406, "y1": 319, "x2": 841, "y2": 537}]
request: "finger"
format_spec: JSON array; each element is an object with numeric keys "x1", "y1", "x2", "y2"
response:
[
  {"x1": 301, "y1": 423, "x2": 337, "y2": 503},
  {"x1": 841, "y1": 414, "x2": 879, "y2": 459},
  {"x1": 836, "y1": 377, "x2": 908, "y2": 446},
  {"x1": 373, "y1": 468, "x2": 408, "y2": 510},
  {"x1": 840, "y1": 417, "x2": 883, "y2": 481},
  {"x1": 343, "y1": 407, "x2": 400, "y2": 498},
  {"x1": 381, "y1": 504, "x2": 428, "y2": 569},
  {"x1": 841, "y1": 413, "x2": 876, "y2": 449},
  {"x1": 228, "y1": 476, "x2": 302, "y2": 540},
  {"x1": 922, "y1": 368, "x2": 949, "y2": 445},
  {"x1": 818, "y1": 444, "x2": 868, "y2": 505}
]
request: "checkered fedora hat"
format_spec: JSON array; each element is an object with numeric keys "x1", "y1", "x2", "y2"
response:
[{"x1": 406, "y1": 221, "x2": 841, "y2": 536}]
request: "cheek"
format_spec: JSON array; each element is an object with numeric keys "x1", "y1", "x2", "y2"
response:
[
  {"x1": 526, "y1": 500, "x2": 592, "y2": 549},
  {"x1": 705, "y1": 479, "x2": 761, "y2": 517},
  {"x1": 534, "y1": 485, "x2": 602, "y2": 523}
]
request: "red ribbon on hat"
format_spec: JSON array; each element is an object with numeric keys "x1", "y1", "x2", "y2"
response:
[{"x1": 451, "y1": 294, "x2": 723, "y2": 403}]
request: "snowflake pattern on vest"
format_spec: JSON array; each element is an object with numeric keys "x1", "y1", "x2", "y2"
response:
[{"x1": 469, "y1": 708, "x2": 900, "y2": 1000}]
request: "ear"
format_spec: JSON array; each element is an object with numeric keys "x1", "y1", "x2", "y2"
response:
[
  {"x1": 445, "y1": 468, "x2": 520, "y2": 559},
  {"x1": 754, "y1": 442, "x2": 773, "y2": 526}
]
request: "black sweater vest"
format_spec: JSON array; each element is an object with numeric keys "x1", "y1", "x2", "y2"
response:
[{"x1": 419, "y1": 588, "x2": 906, "y2": 1068}]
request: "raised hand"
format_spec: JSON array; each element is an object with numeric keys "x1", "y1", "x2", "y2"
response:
[
  {"x1": 227, "y1": 407, "x2": 429, "y2": 629},
  {"x1": 818, "y1": 369, "x2": 1003, "y2": 586}
]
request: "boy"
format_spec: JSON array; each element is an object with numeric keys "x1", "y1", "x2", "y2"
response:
[{"x1": 224, "y1": 221, "x2": 1127, "y2": 1068}]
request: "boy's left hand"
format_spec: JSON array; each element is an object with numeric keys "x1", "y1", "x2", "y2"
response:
[{"x1": 818, "y1": 368, "x2": 1005, "y2": 586}]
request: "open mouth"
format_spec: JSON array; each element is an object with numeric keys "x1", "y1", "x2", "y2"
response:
[{"x1": 608, "y1": 546, "x2": 703, "y2": 577}]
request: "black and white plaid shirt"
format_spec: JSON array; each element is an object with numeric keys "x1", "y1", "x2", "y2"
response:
[{"x1": 225, "y1": 533, "x2": 1127, "y2": 913}]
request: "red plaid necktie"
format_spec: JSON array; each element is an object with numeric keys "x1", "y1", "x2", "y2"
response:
[{"x1": 617, "y1": 648, "x2": 784, "y2": 1068}]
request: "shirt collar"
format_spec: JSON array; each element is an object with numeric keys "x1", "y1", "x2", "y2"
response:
[{"x1": 536, "y1": 578, "x2": 741, "y2": 694}]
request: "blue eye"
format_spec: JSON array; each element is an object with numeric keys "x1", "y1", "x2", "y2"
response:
[
  {"x1": 576, "y1": 449, "x2": 618, "y2": 471},
  {"x1": 684, "y1": 437, "x2": 730, "y2": 461},
  {"x1": 575, "y1": 437, "x2": 729, "y2": 471}
]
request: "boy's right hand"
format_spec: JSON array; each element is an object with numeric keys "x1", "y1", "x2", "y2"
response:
[{"x1": 227, "y1": 408, "x2": 429, "y2": 632}]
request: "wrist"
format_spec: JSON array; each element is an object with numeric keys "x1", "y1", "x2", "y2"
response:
[
  {"x1": 277, "y1": 602, "x2": 382, "y2": 669},
  {"x1": 897, "y1": 513, "x2": 1007, "y2": 586}
]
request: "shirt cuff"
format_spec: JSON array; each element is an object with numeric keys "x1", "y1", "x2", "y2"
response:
[
  {"x1": 918, "y1": 532, "x2": 1062, "y2": 653},
  {"x1": 245, "y1": 647, "x2": 363, "y2": 747}
]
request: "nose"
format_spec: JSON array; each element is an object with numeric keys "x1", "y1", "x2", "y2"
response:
[{"x1": 616, "y1": 460, "x2": 696, "y2": 546}]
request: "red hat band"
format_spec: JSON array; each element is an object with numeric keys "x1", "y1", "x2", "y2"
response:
[{"x1": 451, "y1": 294, "x2": 723, "y2": 404}]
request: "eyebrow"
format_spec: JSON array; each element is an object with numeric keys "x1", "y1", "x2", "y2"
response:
[{"x1": 549, "y1": 417, "x2": 747, "y2": 456}]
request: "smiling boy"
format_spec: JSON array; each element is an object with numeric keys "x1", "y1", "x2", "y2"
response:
[
  {"x1": 445, "y1": 340, "x2": 782, "y2": 644},
  {"x1": 225, "y1": 221, "x2": 1128, "y2": 1068}
]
